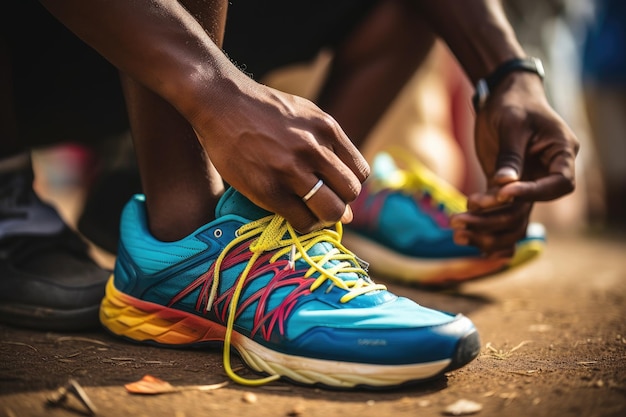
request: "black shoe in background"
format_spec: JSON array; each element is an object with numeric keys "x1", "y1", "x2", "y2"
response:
[{"x1": 0, "y1": 169, "x2": 110, "y2": 331}]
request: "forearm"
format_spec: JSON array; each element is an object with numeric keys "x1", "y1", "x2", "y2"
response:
[
  {"x1": 415, "y1": 0, "x2": 525, "y2": 83},
  {"x1": 38, "y1": 0, "x2": 234, "y2": 118}
]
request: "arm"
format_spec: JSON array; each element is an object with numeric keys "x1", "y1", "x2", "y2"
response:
[
  {"x1": 39, "y1": 0, "x2": 369, "y2": 232},
  {"x1": 416, "y1": 0, "x2": 579, "y2": 255},
  {"x1": 416, "y1": 0, "x2": 525, "y2": 83},
  {"x1": 39, "y1": 0, "x2": 228, "y2": 114}
]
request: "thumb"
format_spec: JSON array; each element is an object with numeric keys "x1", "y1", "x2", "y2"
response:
[
  {"x1": 490, "y1": 124, "x2": 527, "y2": 201},
  {"x1": 491, "y1": 110, "x2": 528, "y2": 184},
  {"x1": 493, "y1": 166, "x2": 519, "y2": 185},
  {"x1": 491, "y1": 166, "x2": 518, "y2": 204},
  {"x1": 493, "y1": 166, "x2": 519, "y2": 204}
]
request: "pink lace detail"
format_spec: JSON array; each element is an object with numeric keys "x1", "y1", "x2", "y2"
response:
[
  {"x1": 353, "y1": 185, "x2": 451, "y2": 229},
  {"x1": 168, "y1": 238, "x2": 314, "y2": 341},
  {"x1": 415, "y1": 193, "x2": 451, "y2": 228},
  {"x1": 350, "y1": 186, "x2": 389, "y2": 230}
]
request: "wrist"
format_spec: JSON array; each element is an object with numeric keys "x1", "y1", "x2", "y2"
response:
[
  {"x1": 472, "y1": 57, "x2": 545, "y2": 112},
  {"x1": 175, "y1": 59, "x2": 249, "y2": 125}
]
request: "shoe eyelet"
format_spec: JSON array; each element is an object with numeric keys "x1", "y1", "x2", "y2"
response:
[{"x1": 214, "y1": 229, "x2": 223, "y2": 238}]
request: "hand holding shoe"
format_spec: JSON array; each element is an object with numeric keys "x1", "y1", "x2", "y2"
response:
[{"x1": 452, "y1": 71, "x2": 579, "y2": 256}]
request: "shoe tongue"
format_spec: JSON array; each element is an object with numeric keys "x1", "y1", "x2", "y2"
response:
[{"x1": 215, "y1": 187, "x2": 272, "y2": 220}]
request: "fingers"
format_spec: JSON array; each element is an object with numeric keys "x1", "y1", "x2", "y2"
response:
[
  {"x1": 283, "y1": 196, "x2": 353, "y2": 235},
  {"x1": 275, "y1": 193, "x2": 341, "y2": 234},
  {"x1": 296, "y1": 174, "x2": 359, "y2": 232},
  {"x1": 294, "y1": 178, "x2": 353, "y2": 233},
  {"x1": 313, "y1": 149, "x2": 364, "y2": 205},
  {"x1": 493, "y1": 151, "x2": 523, "y2": 187},
  {"x1": 283, "y1": 163, "x2": 361, "y2": 234},
  {"x1": 459, "y1": 74, "x2": 579, "y2": 256},
  {"x1": 450, "y1": 202, "x2": 532, "y2": 256},
  {"x1": 468, "y1": 152, "x2": 575, "y2": 212},
  {"x1": 507, "y1": 120, "x2": 578, "y2": 201},
  {"x1": 495, "y1": 174, "x2": 575, "y2": 203},
  {"x1": 331, "y1": 135, "x2": 370, "y2": 183},
  {"x1": 485, "y1": 105, "x2": 529, "y2": 187},
  {"x1": 309, "y1": 116, "x2": 369, "y2": 205},
  {"x1": 316, "y1": 114, "x2": 370, "y2": 183},
  {"x1": 210, "y1": 89, "x2": 369, "y2": 233},
  {"x1": 476, "y1": 77, "x2": 578, "y2": 203},
  {"x1": 287, "y1": 119, "x2": 368, "y2": 233},
  {"x1": 476, "y1": 156, "x2": 575, "y2": 208},
  {"x1": 467, "y1": 189, "x2": 510, "y2": 212},
  {"x1": 493, "y1": 166, "x2": 519, "y2": 186}
]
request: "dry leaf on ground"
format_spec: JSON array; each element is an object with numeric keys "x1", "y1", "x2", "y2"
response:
[{"x1": 125, "y1": 375, "x2": 228, "y2": 395}]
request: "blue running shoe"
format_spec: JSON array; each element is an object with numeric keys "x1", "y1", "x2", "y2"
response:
[
  {"x1": 100, "y1": 188, "x2": 480, "y2": 388},
  {"x1": 344, "y1": 151, "x2": 546, "y2": 286}
]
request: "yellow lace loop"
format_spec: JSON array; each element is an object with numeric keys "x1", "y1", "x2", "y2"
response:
[
  {"x1": 207, "y1": 214, "x2": 385, "y2": 386},
  {"x1": 382, "y1": 147, "x2": 467, "y2": 214}
]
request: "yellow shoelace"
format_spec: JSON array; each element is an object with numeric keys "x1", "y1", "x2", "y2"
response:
[
  {"x1": 206, "y1": 214, "x2": 386, "y2": 386},
  {"x1": 380, "y1": 147, "x2": 467, "y2": 215}
]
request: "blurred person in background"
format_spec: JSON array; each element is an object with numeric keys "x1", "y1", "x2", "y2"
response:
[{"x1": 580, "y1": 0, "x2": 626, "y2": 229}]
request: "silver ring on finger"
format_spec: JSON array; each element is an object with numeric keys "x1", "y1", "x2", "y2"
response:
[{"x1": 302, "y1": 179, "x2": 324, "y2": 202}]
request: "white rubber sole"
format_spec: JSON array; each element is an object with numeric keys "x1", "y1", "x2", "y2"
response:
[{"x1": 100, "y1": 278, "x2": 461, "y2": 388}]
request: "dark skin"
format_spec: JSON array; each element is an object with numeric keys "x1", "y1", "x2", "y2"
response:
[
  {"x1": 35, "y1": 0, "x2": 579, "y2": 256},
  {"x1": 39, "y1": 0, "x2": 368, "y2": 238},
  {"x1": 453, "y1": 71, "x2": 578, "y2": 256}
]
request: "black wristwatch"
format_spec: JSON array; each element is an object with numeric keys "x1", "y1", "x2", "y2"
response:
[{"x1": 472, "y1": 57, "x2": 545, "y2": 112}]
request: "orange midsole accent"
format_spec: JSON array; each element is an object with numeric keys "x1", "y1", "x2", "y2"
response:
[{"x1": 99, "y1": 277, "x2": 226, "y2": 345}]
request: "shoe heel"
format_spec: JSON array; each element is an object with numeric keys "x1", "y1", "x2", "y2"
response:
[{"x1": 99, "y1": 277, "x2": 225, "y2": 345}]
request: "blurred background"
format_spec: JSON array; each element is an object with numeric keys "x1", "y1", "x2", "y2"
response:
[{"x1": 31, "y1": 0, "x2": 625, "y2": 264}]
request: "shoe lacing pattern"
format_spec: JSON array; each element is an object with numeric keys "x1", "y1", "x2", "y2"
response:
[
  {"x1": 206, "y1": 214, "x2": 386, "y2": 386},
  {"x1": 382, "y1": 148, "x2": 467, "y2": 224}
]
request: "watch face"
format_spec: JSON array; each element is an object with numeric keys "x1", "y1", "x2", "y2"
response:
[{"x1": 532, "y1": 57, "x2": 546, "y2": 79}]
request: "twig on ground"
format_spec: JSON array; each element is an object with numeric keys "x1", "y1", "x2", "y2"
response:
[{"x1": 484, "y1": 341, "x2": 532, "y2": 360}]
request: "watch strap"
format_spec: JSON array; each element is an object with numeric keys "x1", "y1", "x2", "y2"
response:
[{"x1": 472, "y1": 57, "x2": 545, "y2": 112}]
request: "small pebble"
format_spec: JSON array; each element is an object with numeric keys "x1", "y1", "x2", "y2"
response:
[
  {"x1": 443, "y1": 399, "x2": 483, "y2": 416},
  {"x1": 287, "y1": 404, "x2": 306, "y2": 416},
  {"x1": 242, "y1": 392, "x2": 258, "y2": 404}
]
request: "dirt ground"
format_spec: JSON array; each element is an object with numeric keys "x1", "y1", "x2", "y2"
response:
[{"x1": 1, "y1": 227, "x2": 625, "y2": 417}]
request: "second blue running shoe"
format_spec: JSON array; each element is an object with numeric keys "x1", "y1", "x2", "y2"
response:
[
  {"x1": 100, "y1": 187, "x2": 480, "y2": 389},
  {"x1": 344, "y1": 151, "x2": 546, "y2": 286}
]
